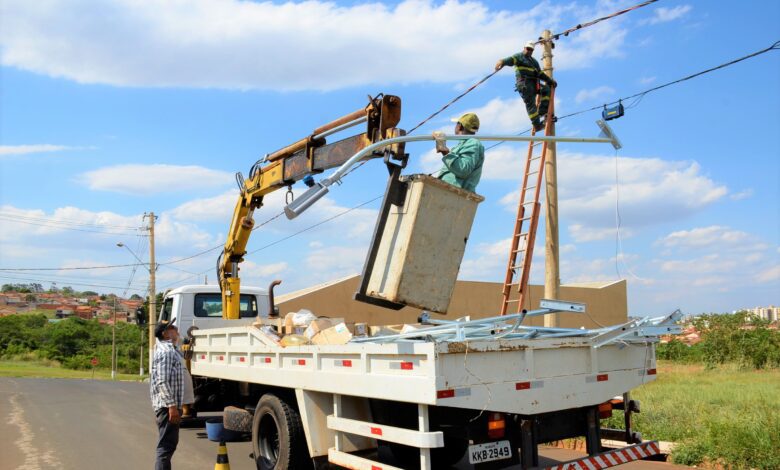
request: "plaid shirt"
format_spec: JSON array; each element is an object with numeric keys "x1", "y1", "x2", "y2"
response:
[{"x1": 150, "y1": 340, "x2": 184, "y2": 411}]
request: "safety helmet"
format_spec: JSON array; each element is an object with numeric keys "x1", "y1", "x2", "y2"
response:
[
  {"x1": 524, "y1": 41, "x2": 536, "y2": 50},
  {"x1": 451, "y1": 113, "x2": 480, "y2": 133}
]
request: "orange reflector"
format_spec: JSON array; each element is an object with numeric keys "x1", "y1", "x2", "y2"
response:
[
  {"x1": 239, "y1": 357, "x2": 245, "y2": 362},
  {"x1": 516, "y1": 381, "x2": 531, "y2": 390},
  {"x1": 647, "y1": 368, "x2": 657, "y2": 375},
  {"x1": 598, "y1": 402, "x2": 612, "y2": 412},
  {"x1": 264, "y1": 357, "x2": 272, "y2": 363},
  {"x1": 342, "y1": 360, "x2": 352, "y2": 367},
  {"x1": 297, "y1": 359, "x2": 306, "y2": 366},
  {"x1": 437, "y1": 390, "x2": 455, "y2": 399},
  {"x1": 371, "y1": 427, "x2": 383, "y2": 436},
  {"x1": 597, "y1": 374, "x2": 609, "y2": 382},
  {"x1": 400, "y1": 362, "x2": 414, "y2": 370},
  {"x1": 487, "y1": 413, "x2": 506, "y2": 439}
]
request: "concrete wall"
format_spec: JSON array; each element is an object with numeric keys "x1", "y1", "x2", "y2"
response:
[{"x1": 276, "y1": 275, "x2": 627, "y2": 328}]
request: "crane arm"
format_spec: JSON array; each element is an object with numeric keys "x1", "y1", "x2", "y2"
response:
[{"x1": 219, "y1": 94, "x2": 404, "y2": 319}]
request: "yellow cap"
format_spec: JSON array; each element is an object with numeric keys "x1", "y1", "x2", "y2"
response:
[{"x1": 451, "y1": 113, "x2": 480, "y2": 132}]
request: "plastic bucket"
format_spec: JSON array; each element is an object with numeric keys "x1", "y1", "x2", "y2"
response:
[
  {"x1": 205, "y1": 418, "x2": 245, "y2": 442},
  {"x1": 205, "y1": 418, "x2": 224, "y2": 441}
]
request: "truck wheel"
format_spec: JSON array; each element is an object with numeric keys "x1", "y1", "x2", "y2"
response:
[{"x1": 252, "y1": 393, "x2": 309, "y2": 470}]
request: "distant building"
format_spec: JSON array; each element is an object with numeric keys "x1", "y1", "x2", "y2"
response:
[{"x1": 746, "y1": 305, "x2": 778, "y2": 322}]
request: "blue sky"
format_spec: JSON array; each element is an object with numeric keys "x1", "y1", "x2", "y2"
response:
[{"x1": 1, "y1": 0, "x2": 778, "y2": 315}]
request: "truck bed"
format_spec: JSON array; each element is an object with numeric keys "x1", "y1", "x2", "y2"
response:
[{"x1": 190, "y1": 325, "x2": 657, "y2": 414}]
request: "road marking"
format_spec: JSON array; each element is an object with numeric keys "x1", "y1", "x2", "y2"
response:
[{"x1": 9, "y1": 393, "x2": 63, "y2": 470}]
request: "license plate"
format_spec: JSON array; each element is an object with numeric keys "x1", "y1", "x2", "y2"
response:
[{"x1": 468, "y1": 440, "x2": 512, "y2": 464}]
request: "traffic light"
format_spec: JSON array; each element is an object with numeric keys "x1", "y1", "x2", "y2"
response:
[{"x1": 135, "y1": 307, "x2": 146, "y2": 326}]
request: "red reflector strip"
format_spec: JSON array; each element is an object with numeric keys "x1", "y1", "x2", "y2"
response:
[
  {"x1": 371, "y1": 466, "x2": 381, "y2": 470},
  {"x1": 647, "y1": 368, "x2": 657, "y2": 375},
  {"x1": 218, "y1": 355, "x2": 224, "y2": 361},
  {"x1": 263, "y1": 357, "x2": 272, "y2": 363},
  {"x1": 437, "y1": 389, "x2": 455, "y2": 399},
  {"x1": 516, "y1": 381, "x2": 531, "y2": 390},
  {"x1": 341, "y1": 360, "x2": 352, "y2": 367},
  {"x1": 370, "y1": 427, "x2": 383, "y2": 436},
  {"x1": 200, "y1": 355, "x2": 205, "y2": 360},
  {"x1": 400, "y1": 362, "x2": 413, "y2": 370},
  {"x1": 296, "y1": 359, "x2": 306, "y2": 366},
  {"x1": 239, "y1": 357, "x2": 245, "y2": 362},
  {"x1": 597, "y1": 374, "x2": 609, "y2": 382}
]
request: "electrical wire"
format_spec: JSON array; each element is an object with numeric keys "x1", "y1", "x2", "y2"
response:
[
  {"x1": 0, "y1": 274, "x2": 147, "y2": 291},
  {"x1": 0, "y1": 263, "x2": 146, "y2": 271},
  {"x1": 538, "y1": 0, "x2": 659, "y2": 44},
  {"x1": 0, "y1": 211, "x2": 143, "y2": 230},
  {"x1": 0, "y1": 215, "x2": 144, "y2": 236},
  {"x1": 403, "y1": 0, "x2": 660, "y2": 135},
  {"x1": 156, "y1": 195, "x2": 383, "y2": 290}
]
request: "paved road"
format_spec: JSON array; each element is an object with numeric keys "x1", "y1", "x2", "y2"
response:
[{"x1": 0, "y1": 378, "x2": 687, "y2": 470}]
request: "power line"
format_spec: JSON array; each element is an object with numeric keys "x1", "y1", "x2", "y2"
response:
[
  {"x1": 0, "y1": 211, "x2": 143, "y2": 229},
  {"x1": 405, "y1": 0, "x2": 659, "y2": 134},
  {"x1": 556, "y1": 39, "x2": 780, "y2": 121},
  {"x1": 156, "y1": 195, "x2": 383, "y2": 290},
  {"x1": 0, "y1": 274, "x2": 147, "y2": 292},
  {"x1": 484, "y1": 40, "x2": 780, "y2": 151},
  {"x1": 540, "y1": 0, "x2": 659, "y2": 44},
  {"x1": 0, "y1": 262, "x2": 146, "y2": 271},
  {"x1": 0, "y1": 215, "x2": 144, "y2": 236}
]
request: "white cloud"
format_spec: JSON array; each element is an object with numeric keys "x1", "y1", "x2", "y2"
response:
[
  {"x1": 78, "y1": 164, "x2": 233, "y2": 194},
  {"x1": 755, "y1": 265, "x2": 780, "y2": 283},
  {"x1": 641, "y1": 5, "x2": 693, "y2": 25},
  {"x1": 1, "y1": 0, "x2": 629, "y2": 91},
  {"x1": 657, "y1": 225, "x2": 751, "y2": 249},
  {"x1": 569, "y1": 224, "x2": 636, "y2": 243},
  {"x1": 0, "y1": 144, "x2": 83, "y2": 157},
  {"x1": 575, "y1": 86, "x2": 615, "y2": 104},
  {"x1": 638, "y1": 76, "x2": 656, "y2": 85},
  {"x1": 168, "y1": 190, "x2": 238, "y2": 222},
  {"x1": 499, "y1": 152, "x2": 729, "y2": 235},
  {"x1": 730, "y1": 189, "x2": 753, "y2": 201}
]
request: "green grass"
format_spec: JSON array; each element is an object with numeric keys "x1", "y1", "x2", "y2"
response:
[
  {"x1": 604, "y1": 361, "x2": 780, "y2": 469},
  {"x1": 0, "y1": 359, "x2": 147, "y2": 382}
]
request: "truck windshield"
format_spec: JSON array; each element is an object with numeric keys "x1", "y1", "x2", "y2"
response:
[
  {"x1": 160, "y1": 298, "x2": 174, "y2": 322},
  {"x1": 193, "y1": 293, "x2": 258, "y2": 318}
]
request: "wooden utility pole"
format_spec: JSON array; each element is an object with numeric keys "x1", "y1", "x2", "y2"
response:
[
  {"x1": 111, "y1": 296, "x2": 117, "y2": 380},
  {"x1": 145, "y1": 212, "x2": 157, "y2": 370},
  {"x1": 541, "y1": 30, "x2": 561, "y2": 328}
]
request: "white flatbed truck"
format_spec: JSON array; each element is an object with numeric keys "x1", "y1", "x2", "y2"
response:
[
  {"x1": 162, "y1": 289, "x2": 676, "y2": 469},
  {"x1": 166, "y1": 94, "x2": 675, "y2": 469}
]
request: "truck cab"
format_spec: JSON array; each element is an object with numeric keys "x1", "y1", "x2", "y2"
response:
[{"x1": 157, "y1": 284, "x2": 270, "y2": 333}]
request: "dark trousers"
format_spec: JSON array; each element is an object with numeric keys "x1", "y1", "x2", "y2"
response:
[
  {"x1": 517, "y1": 79, "x2": 551, "y2": 126},
  {"x1": 155, "y1": 407, "x2": 180, "y2": 470}
]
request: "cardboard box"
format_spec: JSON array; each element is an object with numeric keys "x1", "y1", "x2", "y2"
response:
[
  {"x1": 311, "y1": 322, "x2": 353, "y2": 345},
  {"x1": 304, "y1": 317, "x2": 345, "y2": 340}
]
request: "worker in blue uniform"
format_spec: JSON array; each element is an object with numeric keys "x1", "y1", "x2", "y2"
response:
[{"x1": 495, "y1": 41, "x2": 557, "y2": 132}]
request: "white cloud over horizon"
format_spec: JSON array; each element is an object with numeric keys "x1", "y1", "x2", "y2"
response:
[
  {"x1": 0, "y1": 144, "x2": 86, "y2": 157},
  {"x1": 640, "y1": 5, "x2": 693, "y2": 25},
  {"x1": 78, "y1": 164, "x2": 233, "y2": 194},
  {"x1": 575, "y1": 85, "x2": 615, "y2": 104},
  {"x1": 1, "y1": 0, "x2": 628, "y2": 91}
]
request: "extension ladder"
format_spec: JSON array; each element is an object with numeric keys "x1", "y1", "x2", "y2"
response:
[{"x1": 499, "y1": 87, "x2": 555, "y2": 316}]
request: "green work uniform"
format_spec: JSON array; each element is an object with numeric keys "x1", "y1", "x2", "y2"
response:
[
  {"x1": 436, "y1": 138, "x2": 485, "y2": 193},
  {"x1": 500, "y1": 53, "x2": 553, "y2": 127}
]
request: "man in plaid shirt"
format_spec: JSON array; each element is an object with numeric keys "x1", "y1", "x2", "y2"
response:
[{"x1": 150, "y1": 319, "x2": 183, "y2": 470}]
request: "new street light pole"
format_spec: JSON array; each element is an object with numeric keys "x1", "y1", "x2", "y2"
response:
[{"x1": 111, "y1": 296, "x2": 117, "y2": 380}]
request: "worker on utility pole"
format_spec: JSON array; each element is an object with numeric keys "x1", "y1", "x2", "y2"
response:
[
  {"x1": 495, "y1": 41, "x2": 557, "y2": 132},
  {"x1": 432, "y1": 112, "x2": 485, "y2": 192}
]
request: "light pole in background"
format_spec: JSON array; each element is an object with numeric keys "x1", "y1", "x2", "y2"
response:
[{"x1": 117, "y1": 242, "x2": 151, "y2": 377}]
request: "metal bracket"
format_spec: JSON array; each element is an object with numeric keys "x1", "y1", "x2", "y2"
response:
[{"x1": 539, "y1": 299, "x2": 586, "y2": 313}]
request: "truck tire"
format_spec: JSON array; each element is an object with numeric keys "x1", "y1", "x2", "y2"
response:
[
  {"x1": 224, "y1": 405, "x2": 252, "y2": 433},
  {"x1": 252, "y1": 393, "x2": 310, "y2": 470}
]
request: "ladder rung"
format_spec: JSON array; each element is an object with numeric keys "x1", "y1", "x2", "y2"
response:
[
  {"x1": 512, "y1": 247, "x2": 526, "y2": 253},
  {"x1": 522, "y1": 201, "x2": 535, "y2": 205},
  {"x1": 517, "y1": 216, "x2": 532, "y2": 222},
  {"x1": 525, "y1": 185, "x2": 537, "y2": 191},
  {"x1": 527, "y1": 170, "x2": 539, "y2": 175},
  {"x1": 504, "y1": 299, "x2": 520, "y2": 303},
  {"x1": 531, "y1": 156, "x2": 543, "y2": 161},
  {"x1": 514, "y1": 232, "x2": 528, "y2": 238}
]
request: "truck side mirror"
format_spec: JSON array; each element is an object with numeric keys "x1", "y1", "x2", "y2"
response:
[{"x1": 268, "y1": 280, "x2": 282, "y2": 318}]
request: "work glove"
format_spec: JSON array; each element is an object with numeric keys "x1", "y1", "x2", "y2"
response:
[
  {"x1": 494, "y1": 61, "x2": 504, "y2": 72},
  {"x1": 432, "y1": 131, "x2": 448, "y2": 154},
  {"x1": 550, "y1": 79, "x2": 558, "y2": 88}
]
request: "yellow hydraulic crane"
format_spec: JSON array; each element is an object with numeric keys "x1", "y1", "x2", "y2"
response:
[{"x1": 219, "y1": 94, "x2": 405, "y2": 319}]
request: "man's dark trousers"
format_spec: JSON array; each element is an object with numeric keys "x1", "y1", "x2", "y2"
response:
[
  {"x1": 517, "y1": 78, "x2": 551, "y2": 128},
  {"x1": 155, "y1": 407, "x2": 179, "y2": 470}
]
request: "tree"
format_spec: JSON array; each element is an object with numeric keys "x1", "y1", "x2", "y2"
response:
[
  {"x1": 25, "y1": 294, "x2": 37, "y2": 302},
  {"x1": 130, "y1": 294, "x2": 142, "y2": 300},
  {"x1": 61, "y1": 286, "x2": 75, "y2": 296}
]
